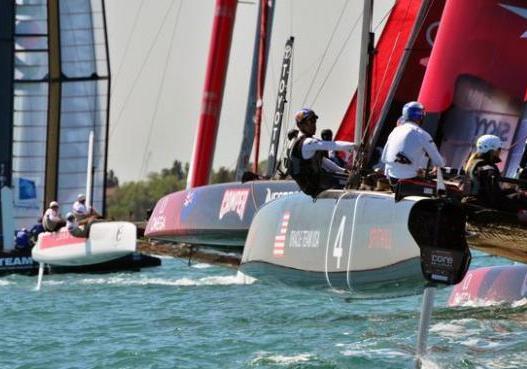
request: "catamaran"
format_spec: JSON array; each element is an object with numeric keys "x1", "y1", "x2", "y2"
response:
[{"x1": 0, "y1": 0, "x2": 160, "y2": 275}]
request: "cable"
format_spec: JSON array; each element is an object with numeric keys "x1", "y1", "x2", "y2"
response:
[
  {"x1": 109, "y1": 0, "x2": 178, "y2": 140},
  {"x1": 301, "y1": 0, "x2": 350, "y2": 107},
  {"x1": 139, "y1": 1, "x2": 183, "y2": 178},
  {"x1": 311, "y1": 11, "x2": 362, "y2": 106},
  {"x1": 110, "y1": 0, "x2": 145, "y2": 96}
]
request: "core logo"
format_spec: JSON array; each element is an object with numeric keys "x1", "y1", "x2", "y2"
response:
[{"x1": 219, "y1": 189, "x2": 250, "y2": 220}]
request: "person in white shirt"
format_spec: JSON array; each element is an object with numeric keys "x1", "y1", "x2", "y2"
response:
[
  {"x1": 381, "y1": 101, "x2": 445, "y2": 187},
  {"x1": 65, "y1": 212, "x2": 88, "y2": 238},
  {"x1": 72, "y1": 194, "x2": 101, "y2": 223},
  {"x1": 42, "y1": 201, "x2": 66, "y2": 232},
  {"x1": 287, "y1": 108, "x2": 356, "y2": 197}
]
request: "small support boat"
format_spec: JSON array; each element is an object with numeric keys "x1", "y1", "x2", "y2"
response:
[{"x1": 32, "y1": 221, "x2": 137, "y2": 266}]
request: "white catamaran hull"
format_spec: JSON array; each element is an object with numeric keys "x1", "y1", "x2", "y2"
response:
[
  {"x1": 32, "y1": 222, "x2": 137, "y2": 266},
  {"x1": 240, "y1": 190, "x2": 467, "y2": 297}
]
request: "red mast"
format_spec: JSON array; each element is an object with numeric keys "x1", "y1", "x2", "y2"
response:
[
  {"x1": 252, "y1": 0, "x2": 270, "y2": 173},
  {"x1": 187, "y1": 0, "x2": 238, "y2": 188}
]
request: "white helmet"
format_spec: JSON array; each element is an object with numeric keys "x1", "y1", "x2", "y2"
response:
[
  {"x1": 476, "y1": 134, "x2": 502, "y2": 154},
  {"x1": 65, "y1": 212, "x2": 75, "y2": 221},
  {"x1": 49, "y1": 201, "x2": 59, "y2": 208},
  {"x1": 77, "y1": 193, "x2": 86, "y2": 201}
]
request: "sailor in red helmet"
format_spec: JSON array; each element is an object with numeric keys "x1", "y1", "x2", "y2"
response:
[
  {"x1": 381, "y1": 101, "x2": 445, "y2": 187},
  {"x1": 287, "y1": 108, "x2": 356, "y2": 197}
]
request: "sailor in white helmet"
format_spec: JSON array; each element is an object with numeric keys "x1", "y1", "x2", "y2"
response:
[
  {"x1": 42, "y1": 201, "x2": 66, "y2": 232},
  {"x1": 381, "y1": 101, "x2": 445, "y2": 187},
  {"x1": 463, "y1": 134, "x2": 527, "y2": 214},
  {"x1": 65, "y1": 212, "x2": 88, "y2": 238},
  {"x1": 72, "y1": 193, "x2": 101, "y2": 223}
]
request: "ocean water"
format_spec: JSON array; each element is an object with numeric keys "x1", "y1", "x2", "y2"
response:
[{"x1": 1, "y1": 252, "x2": 525, "y2": 369}]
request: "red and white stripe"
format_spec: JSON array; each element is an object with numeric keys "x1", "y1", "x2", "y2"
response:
[{"x1": 273, "y1": 212, "x2": 290, "y2": 257}]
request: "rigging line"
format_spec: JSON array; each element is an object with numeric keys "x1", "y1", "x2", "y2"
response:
[
  {"x1": 139, "y1": 0, "x2": 183, "y2": 178},
  {"x1": 109, "y1": 0, "x2": 178, "y2": 140},
  {"x1": 310, "y1": 11, "x2": 362, "y2": 106},
  {"x1": 301, "y1": 0, "x2": 351, "y2": 107},
  {"x1": 110, "y1": 0, "x2": 146, "y2": 96},
  {"x1": 361, "y1": 2, "x2": 416, "y2": 141}
]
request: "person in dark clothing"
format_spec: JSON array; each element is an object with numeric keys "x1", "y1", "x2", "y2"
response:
[
  {"x1": 287, "y1": 108, "x2": 355, "y2": 197},
  {"x1": 29, "y1": 217, "x2": 45, "y2": 242},
  {"x1": 463, "y1": 134, "x2": 527, "y2": 213},
  {"x1": 15, "y1": 228, "x2": 33, "y2": 251},
  {"x1": 320, "y1": 128, "x2": 348, "y2": 167}
]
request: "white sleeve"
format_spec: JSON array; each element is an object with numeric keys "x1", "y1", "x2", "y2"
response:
[
  {"x1": 421, "y1": 133, "x2": 445, "y2": 167},
  {"x1": 322, "y1": 157, "x2": 347, "y2": 173},
  {"x1": 302, "y1": 137, "x2": 356, "y2": 159}
]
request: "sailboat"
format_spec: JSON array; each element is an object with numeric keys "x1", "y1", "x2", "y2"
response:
[
  {"x1": 145, "y1": 0, "x2": 300, "y2": 249},
  {"x1": 240, "y1": 0, "x2": 527, "y2": 294},
  {"x1": 0, "y1": 0, "x2": 160, "y2": 275}
]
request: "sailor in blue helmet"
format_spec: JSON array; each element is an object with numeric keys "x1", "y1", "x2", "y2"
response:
[
  {"x1": 287, "y1": 108, "x2": 356, "y2": 197},
  {"x1": 381, "y1": 101, "x2": 445, "y2": 187}
]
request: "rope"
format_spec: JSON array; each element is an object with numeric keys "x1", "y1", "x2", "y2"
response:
[
  {"x1": 301, "y1": 0, "x2": 351, "y2": 107},
  {"x1": 109, "y1": 0, "x2": 179, "y2": 140},
  {"x1": 110, "y1": 0, "x2": 145, "y2": 96},
  {"x1": 139, "y1": 1, "x2": 183, "y2": 178}
]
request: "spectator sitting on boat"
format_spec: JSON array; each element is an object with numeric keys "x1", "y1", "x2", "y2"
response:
[
  {"x1": 14, "y1": 228, "x2": 33, "y2": 251},
  {"x1": 381, "y1": 101, "x2": 445, "y2": 188},
  {"x1": 320, "y1": 128, "x2": 348, "y2": 168},
  {"x1": 43, "y1": 201, "x2": 66, "y2": 232},
  {"x1": 29, "y1": 217, "x2": 45, "y2": 242},
  {"x1": 287, "y1": 108, "x2": 356, "y2": 197},
  {"x1": 66, "y1": 212, "x2": 89, "y2": 238},
  {"x1": 463, "y1": 134, "x2": 527, "y2": 214},
  {"x1": 72, "y1": 193, "x2": 101, "y2": 224}
]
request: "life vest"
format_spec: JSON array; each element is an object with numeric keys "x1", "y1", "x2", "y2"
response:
[
  {"x1": 287, "y1": 136, "x2": 324, "y2": 197},
  {"x1": 463, "y1": 158, "x2": 499, "y2": 196}
]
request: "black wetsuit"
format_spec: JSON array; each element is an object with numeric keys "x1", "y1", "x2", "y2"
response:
[
  {"x1": 465, "y1": 157, "x2": 527, "y2": 213},
  {"x1": 287, "y1": 136, "x2": 346, "y2": 197}
]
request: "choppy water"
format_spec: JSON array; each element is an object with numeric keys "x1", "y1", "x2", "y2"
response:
[{"x1": 1, "y1": 252, "x2": 525, "y2": 369}]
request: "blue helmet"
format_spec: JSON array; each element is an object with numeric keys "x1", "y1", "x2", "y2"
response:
[{"x1": 402, "y1": 101, "x2": 425, "y2": 122}]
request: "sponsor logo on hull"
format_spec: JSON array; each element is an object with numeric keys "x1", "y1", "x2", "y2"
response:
[
  {"x1": 0, "y1": 256, "x2": 34, "y2": 267},
  {"x1": 264, "y1": 188, "x2": 299, "y2": 203},
  {"x1": 219, "y1": 189, "x2": 250, "y2": 221}
]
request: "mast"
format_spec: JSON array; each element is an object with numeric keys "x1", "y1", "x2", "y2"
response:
[
  {"x1": 251, "y1": 0, "x2": 271, "y2": 174},
  {"x1": 354, "y1": 0, "x2": 374, "y2": 146},
  {"x1": 235, "y1": 0, "x2": 275, "y2": 180},
  {"x1": 265, "y1": 37, "x2": 294, "y2": 177},
  {"x1": 187, "y1": 0, "x2": 238, "y2": 188},
  {"x1": 0, "y1": 1, "x2": 15, "y2": 250}
]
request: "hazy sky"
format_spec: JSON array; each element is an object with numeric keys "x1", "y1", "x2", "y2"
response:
[{"x1": 105, "y1": 0, "x2": 394, "y2": 183}]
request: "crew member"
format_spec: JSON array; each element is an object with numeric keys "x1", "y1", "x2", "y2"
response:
[
  {"x1": 463, "y1": 134, "x2": 527, "y2": 213},
  {"x1": 14, "y1": 228, "x2": 33, "y2": 251},
  {"x1": 381, "y1": 101, "x2": 445, "y2": 187},
  {"x1": 320, "y1": 128, "x2": 348, "y2": 167},
  {"x1": 66, "y1": 212, "x2": 89, "y2": 238},
  {"x1": 42, "y1": 201, "x2": 66, "y2": 232},
  {"x1": 287, "y1": 108, "x2": 356, "y2": 197},
  {"x1": 29, "y1": 217, "x2": 45, "y2": 242},
  {"x1": 72, "y1": 193, "x2": 101, "y2": 223}
]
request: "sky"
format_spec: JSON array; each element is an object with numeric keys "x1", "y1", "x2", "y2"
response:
[{"x1": 105, "y1": 0, "x2": 394, "y2": 183}]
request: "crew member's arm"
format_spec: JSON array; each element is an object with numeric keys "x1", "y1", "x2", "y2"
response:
[
  {"x1": 421, "y1": 133, "x2": 445, "y2": 167},
  {"x1": 321, "y1": 157, "x2": 347, "y2": 174},
  {"x1": 302, "y1": 138, "x2": 356, "y2": 159}
]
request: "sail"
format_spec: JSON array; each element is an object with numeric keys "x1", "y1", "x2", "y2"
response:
[
  {"x1": 336, "y1": 0, "x2": 445, "y2": 146},
  {"x1": 235, "y1": 0, "x2": 275, "y2": 180},
  {"x1": 418, "y1": 0, "x2": 527, "y2": 176},
  {"x1": 7, "y1": 0, "x2": 110, "y2": 229}
]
